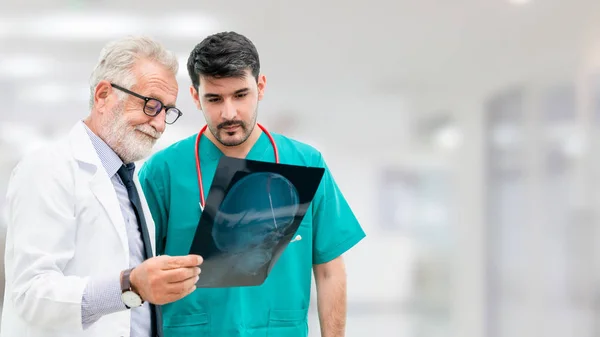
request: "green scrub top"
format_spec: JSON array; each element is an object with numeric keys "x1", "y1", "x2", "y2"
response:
[{"x1": 138, "y1": 130, "x2": 366, "y2": 337}]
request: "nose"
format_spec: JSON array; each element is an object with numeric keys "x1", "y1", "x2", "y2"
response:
[
  {"x1": 221, "y1": 99, "x2": 237, "y2": 120},
  {"x1": 148, "y1": 110, "x2": 166, "y2": 133}
]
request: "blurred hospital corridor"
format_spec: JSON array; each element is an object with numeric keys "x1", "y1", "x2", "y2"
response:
[{"x1": 2, "y1": 0, "x2": 600, "y2": 336}]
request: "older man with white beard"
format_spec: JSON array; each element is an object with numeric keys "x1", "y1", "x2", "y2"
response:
[{"x1": 0, "y1": 36, "x2": 203, "y2": 337}]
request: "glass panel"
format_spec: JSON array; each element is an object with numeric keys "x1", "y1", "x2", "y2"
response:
[{"x1": 485, "y1": 87, "x2": 528, "y2": 337}]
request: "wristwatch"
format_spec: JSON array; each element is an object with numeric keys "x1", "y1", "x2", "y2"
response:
[{"x1": 120, "y1": 268, "x2": 143, "y2": 309}]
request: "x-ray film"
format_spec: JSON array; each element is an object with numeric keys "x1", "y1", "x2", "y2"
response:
[{"x1": 189, "y1": 156, "x2": 325, "y2": 288}]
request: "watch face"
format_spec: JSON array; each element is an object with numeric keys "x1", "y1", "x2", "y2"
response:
[{"x1": 121, "y1": 290, "x2": 143, "y2": 308}]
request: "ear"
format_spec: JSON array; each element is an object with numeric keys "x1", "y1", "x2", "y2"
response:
[
  {"x1": 189, "y1": 85, "x2": 202, "y2": 111},
  {"x1": 257, "y1": 74, "x2": 267, "y2": 101},
  {"x1": 94, "y1": 80, "x2": 113, "y2": 112}
]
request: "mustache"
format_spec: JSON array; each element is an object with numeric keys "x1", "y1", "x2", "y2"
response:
[
  {"x1": 134, "y1": 124, "x2": 162, "y2": 139},
  {"x1": 218, "y1": 120, "x2": 244, "y2": 129}
]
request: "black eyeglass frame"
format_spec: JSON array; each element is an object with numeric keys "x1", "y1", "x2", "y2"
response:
[{"x1": 111, "y1": 83, "x2": 182, "y2": 125}]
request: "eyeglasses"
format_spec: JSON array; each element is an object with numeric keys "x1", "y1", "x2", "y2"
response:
[{"x1": 110, "y1": 83, "x2": 183, "y2": 125}]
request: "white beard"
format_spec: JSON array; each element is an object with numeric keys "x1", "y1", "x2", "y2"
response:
[{"x1": 101, "y1": 103, "x2": 162, "y2": 163}]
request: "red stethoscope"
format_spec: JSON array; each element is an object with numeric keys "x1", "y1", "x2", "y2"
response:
[{"x1": 195, "y1": 123, "x2": 279, "y2": 211}]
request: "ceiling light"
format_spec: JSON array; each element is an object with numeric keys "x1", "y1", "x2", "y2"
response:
[
  {"x1": 508, "y1": 0, "x2": 532, "y2": 5},
  {"x1": 0, "y1": 55, "x2": 55, "y2": 78},
  {"x1": 19, "y1": 83, "x2": 70, "y2": 104},
  {"x1": 0, "y1": 12, "x2": 218, "y2": 40},
  {"x1": 25, "y1": 13, "x2": 145, "y2": 40},
  {"x1": 17, "y1": 82, "x2": 88, "y2": 104},
  {"x1": 434, "y1": 125, "x2": 463, "y2": 151}
]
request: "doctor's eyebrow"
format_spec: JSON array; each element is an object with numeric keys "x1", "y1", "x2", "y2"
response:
[
  {"x1": 203, "y1": 88, "x2": 250, "y2": 99},
  {"x1": 233, "y1": 88, "x2": 250, "y2": 95}
]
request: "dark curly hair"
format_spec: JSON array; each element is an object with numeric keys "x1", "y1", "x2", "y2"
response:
[{"x1": 187, "y1": 31, "x2": 260, "y2": 89}]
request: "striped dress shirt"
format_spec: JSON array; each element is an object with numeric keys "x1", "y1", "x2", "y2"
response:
[{"x1": 81, "y1": 122, "x2": 152, "y2": 337}]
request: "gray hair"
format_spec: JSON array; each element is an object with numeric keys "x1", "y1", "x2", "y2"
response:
[{"x1": 88, "y1": 36, "x2": 179, "y2": 109}]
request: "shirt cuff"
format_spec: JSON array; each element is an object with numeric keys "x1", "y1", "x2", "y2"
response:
[{"x1": 81, "y1": 274, "x2": 127, "y2": 329}]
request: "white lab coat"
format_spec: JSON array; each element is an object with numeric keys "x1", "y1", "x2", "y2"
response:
[{"x1": 0, "y1": 122, "x2": 156, "y2": 337}]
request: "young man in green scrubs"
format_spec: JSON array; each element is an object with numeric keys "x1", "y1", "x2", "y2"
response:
[{"x1": 138, "y1": 31, "x2": 366, "y2": 337}]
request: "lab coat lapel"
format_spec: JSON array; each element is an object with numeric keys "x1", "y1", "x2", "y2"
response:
[{"x1": 68, "y1": 122, "x2": 129, "y2": 257}]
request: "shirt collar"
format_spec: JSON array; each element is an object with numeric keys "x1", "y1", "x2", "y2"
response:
[{"x1": 82, "y1": 121, "x2": 124, "y2": 178}]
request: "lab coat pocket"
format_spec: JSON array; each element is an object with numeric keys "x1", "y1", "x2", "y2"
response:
[
  {"x1": 163, "y1": 312, "x2": 209, "y2": 336},
  {"x1": 267, "y1": 308, "x2": 308, "y2": 337}
]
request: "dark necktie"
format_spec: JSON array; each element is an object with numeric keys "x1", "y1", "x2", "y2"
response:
[
  {"x1": 117, "y1": 163, "x2": 162, "y2": 337},
  {"x1": 117, "y1": 163, "x2": 153, "y2": 260}
]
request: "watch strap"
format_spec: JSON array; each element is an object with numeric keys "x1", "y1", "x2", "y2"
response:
[
  {"x1": 121, "y1": 267, "x2": 135, "y2": 293},
  {"x1": 121, "y1": 268, "x2": 144, "y2": 305}
]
